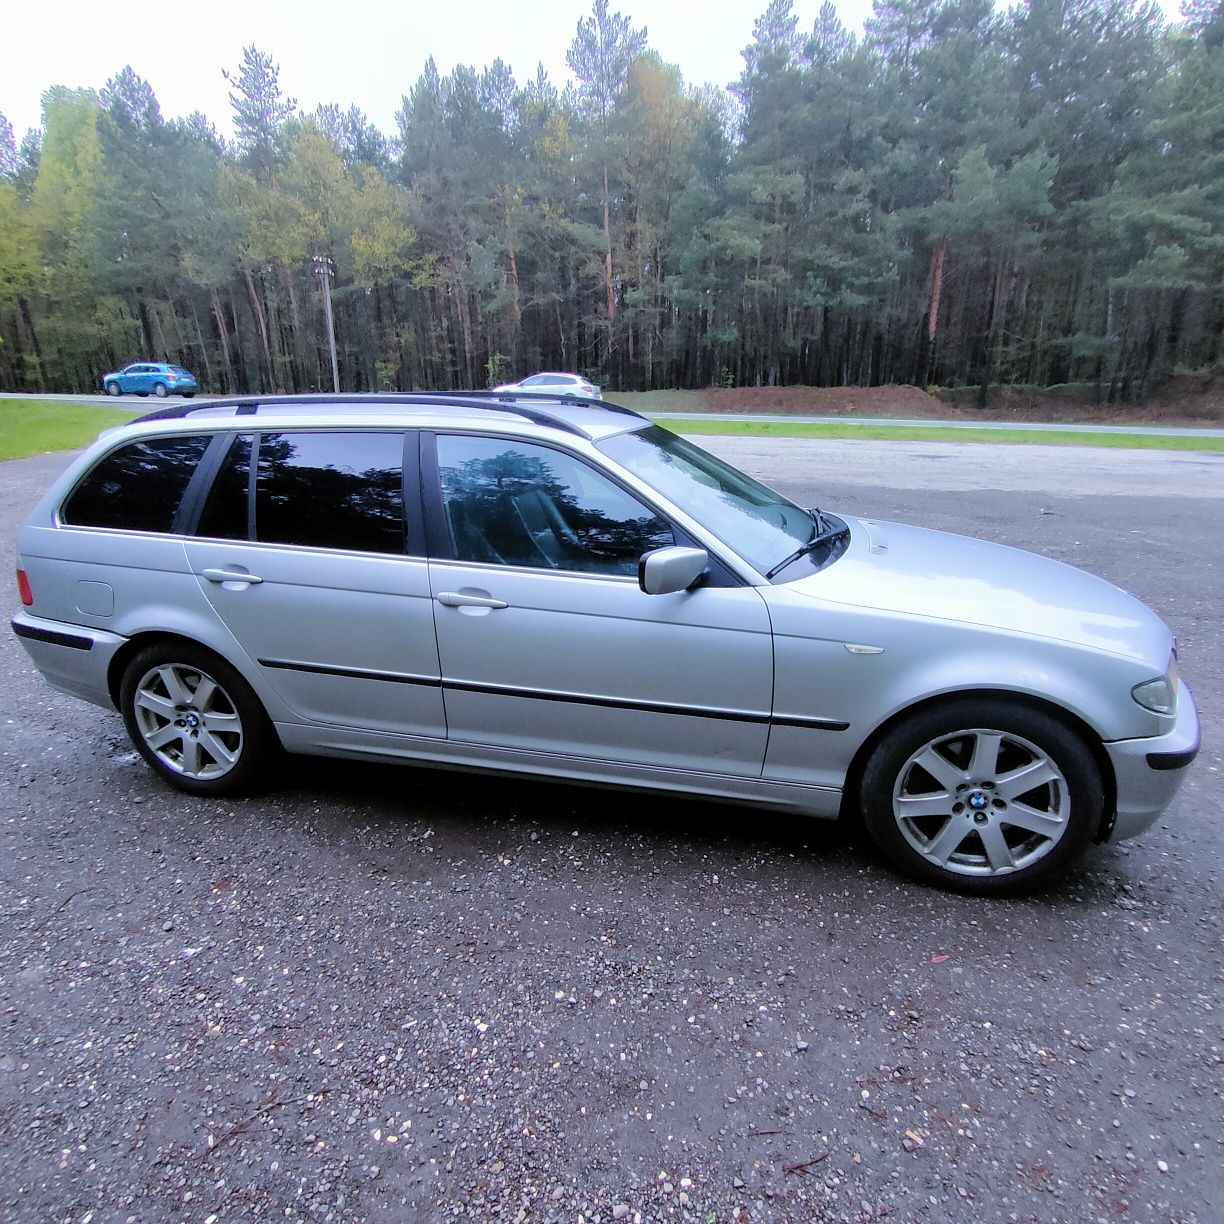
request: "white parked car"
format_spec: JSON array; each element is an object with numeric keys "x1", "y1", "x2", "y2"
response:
[{"x1": 493, "y1": 372, "x2": 601, "y2": 398}]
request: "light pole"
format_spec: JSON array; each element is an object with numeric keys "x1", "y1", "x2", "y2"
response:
[{"x1": 312, "y1": 252, "x2": 340, "y2": 393}]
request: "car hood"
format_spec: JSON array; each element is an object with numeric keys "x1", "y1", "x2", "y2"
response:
[{"x1": 787, "y1": 516, "x2": 1172, "y2": 665}]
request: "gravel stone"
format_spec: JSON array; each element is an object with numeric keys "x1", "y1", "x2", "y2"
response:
[{"x1": 0, "y1": 442, "x2": 1219, "y2": 1223}]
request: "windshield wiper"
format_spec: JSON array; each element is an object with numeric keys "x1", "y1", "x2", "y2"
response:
[{"x1": 764, "y1": 509, "x2": 848, "y2": 580}]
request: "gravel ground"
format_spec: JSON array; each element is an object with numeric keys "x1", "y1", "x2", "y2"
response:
[{"x1": 1, "y1": 440, "x2": 1220, "y2": 1223}]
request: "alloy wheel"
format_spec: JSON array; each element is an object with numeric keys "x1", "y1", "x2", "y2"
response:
[
  {"x1": 891, "y1": 726, "x2": 1070, "y2": 877},
  {"x1": 132, "y1": 662, "x2": 244, "y2": 781}
]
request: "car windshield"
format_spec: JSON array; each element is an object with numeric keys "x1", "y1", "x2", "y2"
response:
[{"x1": 598, "y1": 425, "x2": 818, "y2": 575}]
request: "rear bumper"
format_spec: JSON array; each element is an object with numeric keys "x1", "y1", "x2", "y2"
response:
[
  {"x1": 11, "y1": 612, "x2": 127, "y2": 710},
  {"x1": 1103, "y1": 684, "x2": 1200, "y2": 841}
]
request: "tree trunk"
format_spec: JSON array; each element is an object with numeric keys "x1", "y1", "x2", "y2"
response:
[
  {"x1": 188, "y1": 296, "x2": 214, "y2": 388},
  {"x1": 18, "y1": 298, "x2": 45, "y2": 390},
  {"x1": 977, "y1": 253, "x2": 1008, "y2": 410},
  {"x1": 282, "y1": 267, "x2": 304, "y2": 389},
  {"x1": 211, "y1": 287, "x2": 235, "y2": 392},
  {"x1": 602, "y1": 161, "x2": 616, "y2": 326},
  {"x1": 920, "y1": 238, "x2": 946, "y2": 387},
  {"x1": 244, "y1": 268, "x2": 274, "y2": 390},
  {"x1": 136, "y1": 295, "x2": 156, "y2": 358}
]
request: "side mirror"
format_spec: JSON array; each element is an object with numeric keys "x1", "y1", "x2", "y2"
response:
[{"x1": 638, "y1": 546, "x2": 709, "y2": 595}]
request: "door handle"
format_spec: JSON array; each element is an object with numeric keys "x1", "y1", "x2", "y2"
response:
[
  {"x1": 201, "y1": 568, "x2": 264, "y2": 585},
  {"x1": 435, "y1": 590, "x2": 508, "y2": 610}
]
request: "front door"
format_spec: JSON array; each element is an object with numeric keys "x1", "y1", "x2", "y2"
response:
[{"x1": 425, "y1": 432, "x2": 773, "y2": 776}]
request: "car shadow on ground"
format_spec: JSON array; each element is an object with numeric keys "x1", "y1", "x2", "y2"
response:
[{"x1": 258, "y1": 751, "x2": 1130, "y2": 910}]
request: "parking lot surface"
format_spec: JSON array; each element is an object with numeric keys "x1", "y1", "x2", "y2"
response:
[{"x1": 1, "y1": 438, "x2": 1220, "y2": 1223}]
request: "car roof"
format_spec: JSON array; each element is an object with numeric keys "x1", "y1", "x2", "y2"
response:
[{"x1": 126, "y1": 392, "x2": 648, "y2": 443}]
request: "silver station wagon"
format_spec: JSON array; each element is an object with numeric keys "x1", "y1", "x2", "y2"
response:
[{"x1": 11, "y1": 394, "x2": 1199, "y2": 893}]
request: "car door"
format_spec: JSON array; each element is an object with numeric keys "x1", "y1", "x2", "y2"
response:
[
  {"x1": 183, "y1": 429, "x2": 446, "y2": 738},
  {"x1": 120, "y1": 364, "x2": 144, "y2": 393},
  {"x1": 423, "y1": 431, "x2": 774, "y2": 776}
]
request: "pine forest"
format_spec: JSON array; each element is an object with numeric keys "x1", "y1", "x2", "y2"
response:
[{"x1": 0, "y1": 0, "x2": 1221, "y2": 404}]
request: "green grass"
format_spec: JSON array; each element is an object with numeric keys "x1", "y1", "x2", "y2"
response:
[
  {"x1": 0, "y1": 399, "x2": 140, "y2": 461},
  {"x1": 650, "y1": 417, "x2": 1224, "y2": 452},
  {"x1": 3, "y1": 398, "x2": 1220, "y2": 461}
]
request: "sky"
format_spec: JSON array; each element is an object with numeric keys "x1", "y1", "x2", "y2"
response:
[{"x1": 0, "y1": 0, "x2": 1190, "y2": 144}]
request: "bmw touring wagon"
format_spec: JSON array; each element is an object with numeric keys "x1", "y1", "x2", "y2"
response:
[{"x1": 11, "y1": 394, "x2": 1199, "y2": 893}]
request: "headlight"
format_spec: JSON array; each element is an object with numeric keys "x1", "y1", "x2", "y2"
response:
[{"x1": 1132, "y1": 656, "x2": 1179, "y2": 714}]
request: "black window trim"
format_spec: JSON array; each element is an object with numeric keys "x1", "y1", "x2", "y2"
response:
[
  {"x1": 174, "y1": 432, "x2": 238, "y2": 535},
  {"x1": 420, "y1": 429, "x2": 743, "y2": 587}
]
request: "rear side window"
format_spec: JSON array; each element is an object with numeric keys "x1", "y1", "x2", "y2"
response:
[
  {"x1": 62, "y1": 435, "x2": 211, "y2": 532},
  {"x1": 194, "y1": 432, "x2": 407, "y2": 553},
  {"x1": 255, "y1": 432, "x2": 405, "y2": 554}
]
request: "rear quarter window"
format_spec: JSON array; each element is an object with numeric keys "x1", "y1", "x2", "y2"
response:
[{"x1": 61, "y1": 435, "x2": 212, "y2": 533}]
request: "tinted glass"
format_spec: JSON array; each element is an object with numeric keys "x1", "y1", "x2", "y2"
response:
[
  {"x1": 437, "y1": 435, "x2": 672, "y2": 575},
  {"x1": 196, "y1": 435, "x2": 252, "y2": 540},
  {"x1": 255, "y1": 432, "x2": 405, "y2": 554},
  {"x1": 62, "y1": 435, "x2": 211, "y2": 533}
]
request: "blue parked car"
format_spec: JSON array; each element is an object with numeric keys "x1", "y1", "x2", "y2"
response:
[{"x1": 102, "y1": 362, "x2": 198, "y2": 398}]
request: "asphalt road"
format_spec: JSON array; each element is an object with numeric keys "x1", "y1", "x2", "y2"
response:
[{"x1": 1, "y1": 439, "x2": 1220, "y2": 1223}]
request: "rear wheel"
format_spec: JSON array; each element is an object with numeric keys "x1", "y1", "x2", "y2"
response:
[
  {"x1": 119, "y1": 643, "x2": 276, "y2": 795},
  {"x1": 105, "y1": 381, "x2": 121, "y2": 397},
  {"x1": 153, "y1": 382, "x2": 169, "y2": 398},
  {"x1": 860, "y1": 699, "x2": 1103, "y2": 894}
]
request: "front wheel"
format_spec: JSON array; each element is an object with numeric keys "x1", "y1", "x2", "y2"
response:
[
  {"x1": 119, "y1": 643, "x2": 276, "y2": 795},
  {"x1": 105, "y1": 382, "x2": 121, "y2": 397},
  {"x1": 153, "y1": 382, "x2": 169, "y2": 398},
  {"x1": 860, "y1": 699, "x2": 1103, "y2": 895}
]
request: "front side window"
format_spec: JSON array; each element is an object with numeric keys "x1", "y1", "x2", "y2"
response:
[
  {"x1": 436, "y1": 434, "x2": 673, "y2": 575},
  {"x1": 62, "y1": 435, "x2": 211, "y2": 533},
  {"x1": 254, "y1": 432, "x2": 405, "y2": 554}
]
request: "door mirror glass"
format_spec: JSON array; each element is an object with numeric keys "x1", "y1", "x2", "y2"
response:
[{"x1": 638, "y1": 546, "x2": 708, "y2": 595}]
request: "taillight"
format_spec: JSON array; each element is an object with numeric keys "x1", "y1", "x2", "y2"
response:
[{"x1": 16, "y1": 569, "x2": 33, "y2": 607}]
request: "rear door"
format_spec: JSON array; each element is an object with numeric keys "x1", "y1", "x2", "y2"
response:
[
  {"x1": 183, "y1": 429, "x2": 446, "y2": 738},
  {"x1": 423, "y1": 431, "x2": 774, "y2": 776}
]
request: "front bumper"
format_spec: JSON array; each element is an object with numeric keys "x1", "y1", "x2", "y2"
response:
[
  {"x1": 1103, "y1": 683, "x2": 1200, "y2": 841},
  {"x1": 11, "y1": 612, "x2": 128, "y2": 710}
]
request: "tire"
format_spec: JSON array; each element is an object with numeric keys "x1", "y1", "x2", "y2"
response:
[
  {"x1": 105, "y1": 381, "x2": 121, "y2": 397},
  {"x1": 153, "y1": 382, "x2": 169, "y2": 398},
  {"x1": 119, "y1": 643, "x2": 276, "y2": 796},
  {"x1": 859, "y1": 698, "x2": 1103, "y2": 895},
  {"x1": 181, "y1": 392, "x2": 195, "y2": 398}
]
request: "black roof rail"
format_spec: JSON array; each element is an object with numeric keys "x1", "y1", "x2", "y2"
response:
[{"x1": 129, "y1": 391, "x2": 646, "y2": 438}]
